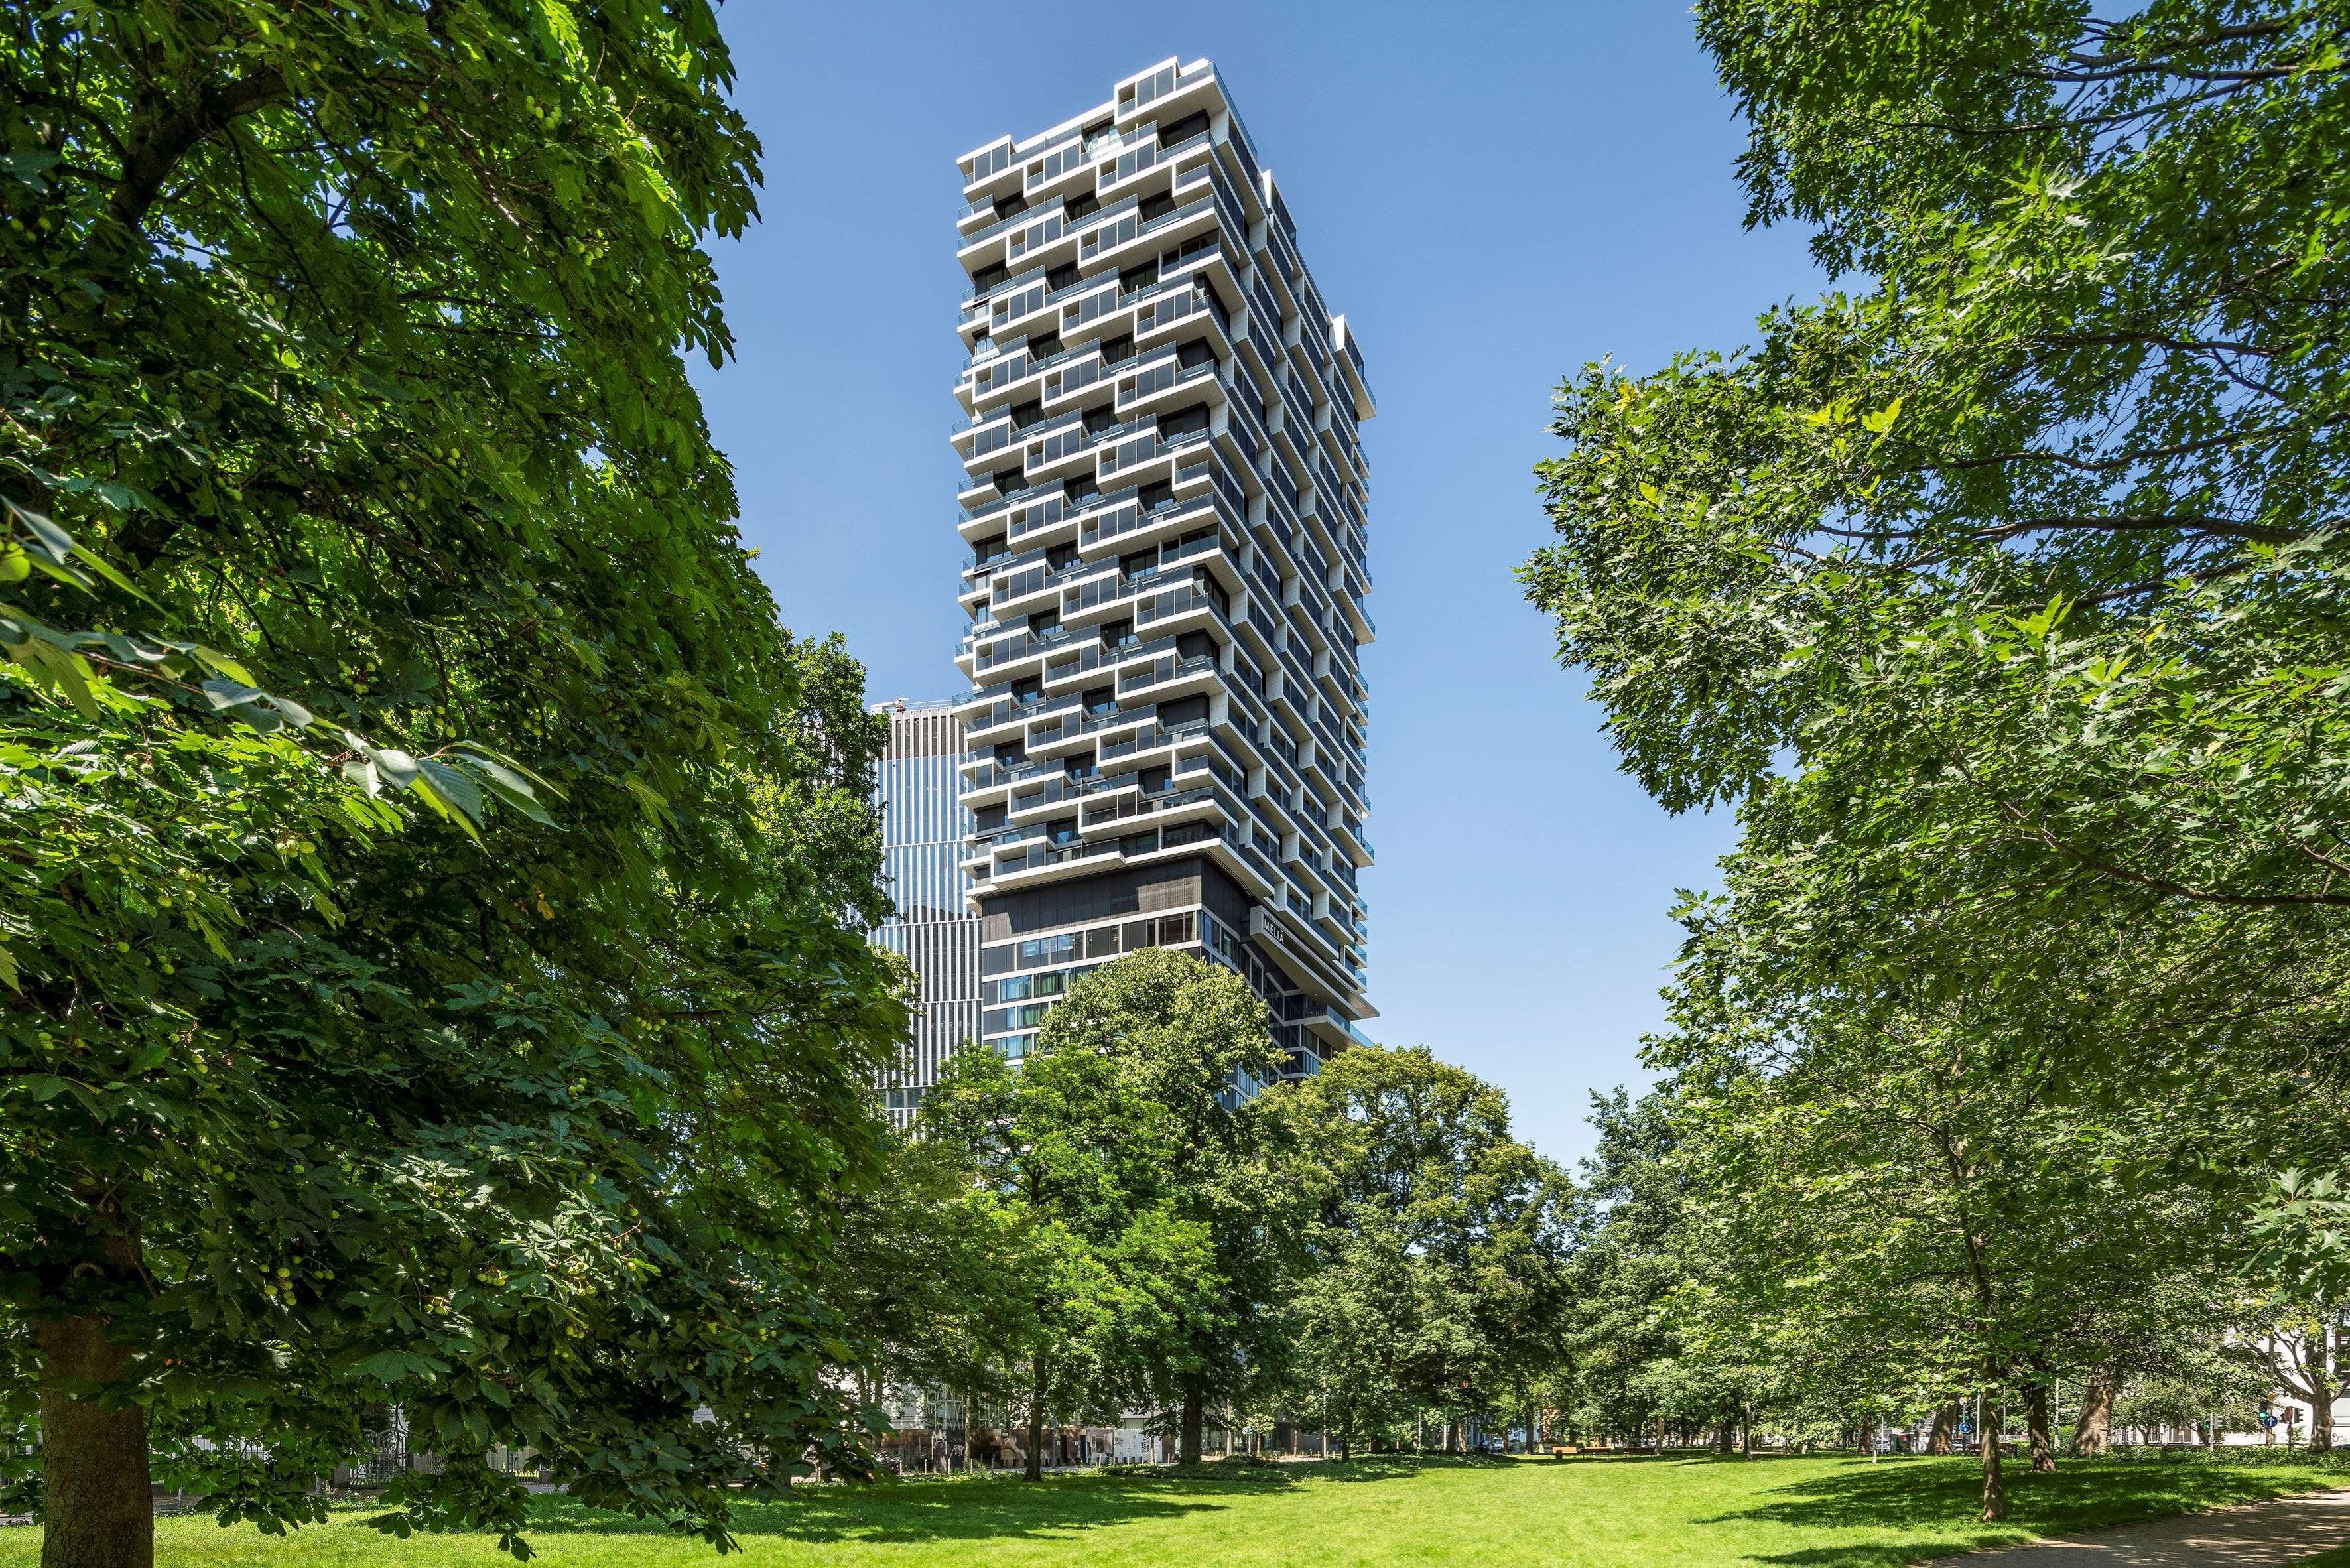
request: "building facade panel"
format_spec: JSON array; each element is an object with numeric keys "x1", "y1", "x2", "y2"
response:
[
  {"x1": 872, "y1": 700, "x2": 983, "y2": 1122},
  {"x1": 950, "y1": 58, "x2": 1375, "y2": 1074}
]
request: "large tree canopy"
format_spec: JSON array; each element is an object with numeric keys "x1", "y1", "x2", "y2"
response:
[
  {"x1": 919, "y1": 948, "x2": 1289, "y2": 1476},
  {"x1": 1520, "y1": 0, "x2": 2350, "y2": 1183},
  {"x1": 1522, "y1": 0, "x2": 2350, "y2": 1516},
  {"x1": 1522, "y1": 0, "x2": 2350, "y2": 977},
  {"x1": 2, "y1": 5, "x2": 906, "y2": 1564},
  {"x1": 1272, "y1": 1047, "x2": 1573, "y2": 1455}
]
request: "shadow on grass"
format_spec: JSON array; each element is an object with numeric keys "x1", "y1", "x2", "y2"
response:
[
  {"x1": 515, "y1": 1458, "x2": 1400, "y2": 1547},
  {"x1": 1701, "y1": 1456, "x2": 2336, "y2": 1567}
]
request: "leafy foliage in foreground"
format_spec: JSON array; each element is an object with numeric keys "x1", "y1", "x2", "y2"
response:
[
  {"x1": 1522, "y1": 0, "x2": 2350, "y2": 1515},
  {"x1": 2, "y1": 2, "x2": 906, "y2": 1558}
]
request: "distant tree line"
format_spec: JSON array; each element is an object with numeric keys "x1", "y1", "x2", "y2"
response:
[{"x1": 826, "y1": 948, "x2": 1577, "y2": 1477}]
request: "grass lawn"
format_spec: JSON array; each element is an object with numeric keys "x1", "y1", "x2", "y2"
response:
[{"x1": 5, "y1": 1454, "x2": 2345, "y2": 1568}]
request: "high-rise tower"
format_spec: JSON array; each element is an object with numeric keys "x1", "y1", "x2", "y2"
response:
[
  {"x1": 871, "y1": 698, "x2": 982, "y2": 1122},
  {"x1": 952, "y1": 59, "x2": 1375, "y2": 1074}
]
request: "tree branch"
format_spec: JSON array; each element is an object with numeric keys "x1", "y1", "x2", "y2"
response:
[{"x1": 110, "y1": 67, "x2": 288, "y2": 231}]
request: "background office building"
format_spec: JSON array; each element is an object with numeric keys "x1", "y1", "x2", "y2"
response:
[
  {"x1": 871, "y1": 698, "x2": 982, "y2": 1122},
  {"x1": 950, "y1": 58, "x2": 1376, "y2": 1073}
]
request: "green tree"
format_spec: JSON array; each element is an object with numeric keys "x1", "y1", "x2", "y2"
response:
[
  {"x1": 1520, "y1": 0, "x2": 2350, "y2": 1516},
  {"x1": 1518, "y1": 0, "x2": 2350, "y2": 1113},
  {"x1": 2, "y1": 5, "x2": 908, "y2": 1564},
  {"x1": 1285, "y1": 1207, "x2": 1420, "y2": 1456},
  {"x1": 1273, "y1": 1046, "x2": 1574, "y2": 1453},
  {"x1": 1028, "y1": 947, "x2": 1290, "y2": 1466},
  {"x1": 919, "y1": 948, "x2": 1284, "y2": 1477},
  {"x1": 2245, "y1": 1172, "x2": 2350, "y2": 1453},
  {"x1": 1551, "y1": 1090, "x2": 1727, "y2": 1451},
  {"x1": 820, "y1": 1110, "x2": 1035, "y2": 1433},
  {"x1": 1656, "y1": 981, "x2": 2251, "y2": 1509}
]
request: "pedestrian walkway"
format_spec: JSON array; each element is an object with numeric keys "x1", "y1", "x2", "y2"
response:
[{"x1": 1947, "y1": 1486, "x2": 2350, "y2": 1565}]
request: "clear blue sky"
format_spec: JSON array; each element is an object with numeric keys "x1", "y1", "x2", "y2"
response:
[{"x1": 694, "y1": 1, "x2": 1823, "y2": 1166}]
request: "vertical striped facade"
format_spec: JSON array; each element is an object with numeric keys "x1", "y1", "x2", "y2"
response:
[{"x1": 872, "y1": 700, "x2": 982, "y2": 1122}]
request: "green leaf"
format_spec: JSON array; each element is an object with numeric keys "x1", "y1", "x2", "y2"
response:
[
  {"x1": 7, "y1": 497, "x2": 75, "y2": 564},
  {"x1": 418, "y1": 757, "x2": 484, "y2": 824},
  {"x1": 350, "y1": 1350, "x2": 451, "y2": 1383}
]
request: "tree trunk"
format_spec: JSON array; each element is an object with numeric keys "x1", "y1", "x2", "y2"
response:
[
  {"x1": 1178, "y1": 1379, "x2": 1204, "y2": 1467},
  {"x1": 37, "y1": 1313, "x2": 153, "y2": 1568},
  {"x1": 2026, "y1": 1380, "x2": 2057, "y2": 1472},
  {"x1": 1927, "y1": 1399, "x2": 1957, "y2": 1455},
  {"x1": 2071, "y1": 1368, "x2": 2113, "y2": 1455},
  {"x1": 1980, "y1": 1399, "x2": 2007, "y2": 1523},
  {"x1": 1024, "y1": 1355, "x2": 1045, "y2": 1482},
  {"x1": 1715, "y1": 1417, "x2": 1733, "y2": 1453}
]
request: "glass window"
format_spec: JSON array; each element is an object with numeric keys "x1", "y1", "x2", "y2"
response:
[
  {"x1": 1157, "y1": 111, "x2": 1208, "y2": 149},
  {"x1": 1019, "y1": 932, "x2": 1077, "y2": 968}
]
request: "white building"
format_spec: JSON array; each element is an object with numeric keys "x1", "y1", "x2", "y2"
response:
[{"x1": 950, "y1": 58, "x2": 1377, "y2": 1077}]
